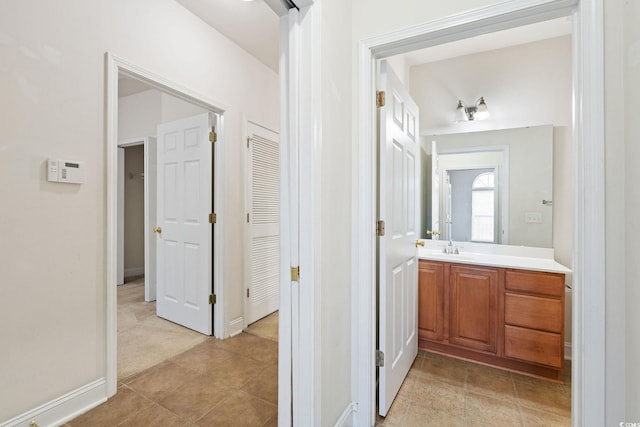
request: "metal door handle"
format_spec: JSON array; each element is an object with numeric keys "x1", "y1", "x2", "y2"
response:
[{"x1": 153, "y1": 227, "x2": 162, "y2": 234}]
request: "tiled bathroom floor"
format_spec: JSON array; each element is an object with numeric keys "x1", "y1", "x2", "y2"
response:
[{"x1": 376, "y1": 351, "x2": 571, "y2": 426}]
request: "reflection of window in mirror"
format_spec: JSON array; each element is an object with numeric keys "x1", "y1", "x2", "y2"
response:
[{"x1": 471, "y1": 172, "x2": 495, "y2": 243}]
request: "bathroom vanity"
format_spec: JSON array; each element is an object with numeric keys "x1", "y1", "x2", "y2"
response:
[{"x1": 417, "y1": 245, "x2": 571, "y2": 382}]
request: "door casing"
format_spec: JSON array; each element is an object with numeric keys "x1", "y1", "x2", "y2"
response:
[
  {"x1": 105, "y1": 54, "x2": 226, "y2": 397},
  {"x1": 352, "y1": 1, "x2": 607, "y2": 426}
]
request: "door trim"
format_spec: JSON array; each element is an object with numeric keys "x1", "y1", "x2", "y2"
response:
[
  {"x1": 105, "y1": 53, "x2": 226, "y2": 397},
  {"x1": 353, "y1": 1, "x2": 606, "y2": 426}
]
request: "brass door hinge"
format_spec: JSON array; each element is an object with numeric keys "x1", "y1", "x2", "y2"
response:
[
  {"x1": 375, "y1": 350, "x2": 385, "y2": 367},
  {"x1": 247, "y1": 213, "x2": 250, "y2": 223},
  {"x1": 247, "y1": 136, "x2": 251, "y2": 148},
  {"x1": 376, "y1": 91, "x2": 386, "y2": 108},
  {"x1": 290, "y1": 266, "x2": 300, "y2": 282},
  {"x1": 376, "y1": 220, "x2": 385, "y2": 236},
  {"x1": 247, "y1": 288, "x2": 250, "y2": 298},
  {"x1": 209, "y1": 294, "x2": 217, "y2": 305},
  {"x1": 209, "y1": 213, "x2": 217, "y2": 224},
  {"x1": 209, "y1": 131, "x2": 217, "y2": 143}
]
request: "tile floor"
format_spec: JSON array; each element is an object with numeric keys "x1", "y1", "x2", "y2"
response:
[
  {"x1": 69, "y1": 280, "x2": 570, "y2": 426},
  {"x1": 67, "y1": 332, "x2": 279, "y2": 427},
  {"x1": 376, "y1": 351, "x2": 571, "y2": 427}
]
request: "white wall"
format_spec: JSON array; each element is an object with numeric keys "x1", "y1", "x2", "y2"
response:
[
  {"x1": 160, "y1": 91, "x2": 207, "y2": 123},
  {"x1": 624, "y1": 0, "x2": 640, "y2": 419},
  {"x1": 320, "y1": 0, "x2": 353, "y2": 423},
  {"x1": 118, "y1": 89, "x2": 162, "y2": 140},
  {"x1": 603, "y1": 0, "x2": 629, "y2": 422},
  {"x1": 0, "y1": 0, "x2": 278, "y2": 421}
]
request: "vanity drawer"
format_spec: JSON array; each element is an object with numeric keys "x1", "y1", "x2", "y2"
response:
[
  {"x1": 505, "y1": 270, "x2": 564, "y2": 297},
  {"x1": 505, "y1": 293, "x2": 563, "y2": 333},
  {"x1": 505, "y1": 325, "x2": 563, "y2": 368}
]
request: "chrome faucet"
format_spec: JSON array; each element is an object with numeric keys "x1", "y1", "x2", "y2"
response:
[{"x1": 442, "y1": 240, "x2": 460, "y2": 255}]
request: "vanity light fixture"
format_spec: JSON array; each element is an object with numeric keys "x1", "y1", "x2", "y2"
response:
[{"x1": 455, "y1": 97, "x2": 490, "y2": 122}]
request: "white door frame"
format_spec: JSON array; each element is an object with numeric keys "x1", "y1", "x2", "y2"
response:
[
  {"x1": 270, "y1": 1, "x2": 320, "y2": 424},
  {"x1": 105, "y1": 53, "x2": 227, "y2": 397},
  {"x1": 353, "y1": 1, "x2": 606, "y2": 426}
]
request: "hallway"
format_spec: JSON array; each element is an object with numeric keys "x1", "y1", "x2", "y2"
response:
[
  {"x1": 68, "y1": 331, "x2": 278, "y2": 426},
  {"x1": 67, "y1": 279, "x2": 279, "y2": 426}
]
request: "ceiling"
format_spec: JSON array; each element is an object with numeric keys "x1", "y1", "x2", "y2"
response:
[
  {"x1": 175, "y1": 0, "x2": 280, "y2": 72},
  {"x1": 117, "y1": 4, "x2": 572, "y2": 98},
  {"x1": 400, "y1": 17, "x2": 572, "y2": 66}
]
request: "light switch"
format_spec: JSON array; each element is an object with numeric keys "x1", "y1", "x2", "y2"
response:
[{"x1": 525, "y1": 212, "x2": 543, "y2": 224}]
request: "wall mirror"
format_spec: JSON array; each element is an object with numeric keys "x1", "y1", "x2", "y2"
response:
[{"x1": 421, "y1": 125, "x2": 553, "y2": 247}]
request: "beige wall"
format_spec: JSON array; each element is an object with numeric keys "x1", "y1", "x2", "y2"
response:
[{"x1": 0, "y1": 0, "x2": 278, "y2": 420}]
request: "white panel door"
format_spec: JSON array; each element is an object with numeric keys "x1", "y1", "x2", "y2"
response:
[
  {"x1": 156, "y1": 113, "x2": 213, "y2": 335},
  {"x1": 378, "y1": 60, "x2": 420, "y2": 417},
  {"x1": 246, "y1": 123, "x2": 280, "y2": 325}
]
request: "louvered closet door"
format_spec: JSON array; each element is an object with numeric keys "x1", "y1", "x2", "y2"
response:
[{"x1": 246, "y1": 123, "x2": 280, "y2": 325}]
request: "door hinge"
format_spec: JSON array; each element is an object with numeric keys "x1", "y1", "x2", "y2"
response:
[
  {"x1": 247, "y1": 288, "x2": 250, "y2": 298},
  {"x1": 247, "y1": 136, "x2": 251, "y2": 148},
  {"x1": 376, "y1": 220, "x2": 386, "y2": 236},
  {"x1": 247, "y1": 213, "x2": 250, "y2": 223},
  {"x1": 376, "y1": 91, "x2": 386, "y2": 108},
  {"x1": 290, "y1": 266, "x2": 300, "y2": 282},
  {"x1": 209, "y1": 131, "x2": 217, "y2": 143},
  {"x1": 209, "y1": 213, "x2": 217, "y2": 224},
  {"x1": 209, "y1": 294, "x2": 217, "y2": 305},
  {"x1": 376, "y1": 350, "x2": 385, "y2": 367}
]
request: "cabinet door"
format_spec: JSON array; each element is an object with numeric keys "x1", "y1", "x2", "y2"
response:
[
  {"x1": 449, "y1": 265, "x2": 499, "y2": 353},
  {"x1": 418, "y1": 261, "x2": 445, "y2": 341}
]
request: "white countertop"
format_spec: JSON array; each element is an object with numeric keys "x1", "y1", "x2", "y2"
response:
[{"x1": 416, "y1": 241, "x2": 572, "y2": 282}]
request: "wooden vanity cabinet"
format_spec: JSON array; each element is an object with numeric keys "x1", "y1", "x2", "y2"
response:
[{"x1": 418, "y1": 259, "x2": 566, "y2": 381}]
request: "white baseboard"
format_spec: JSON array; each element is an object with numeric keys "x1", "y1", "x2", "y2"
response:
[
  {"x1": 1, "y1": 379, "x2": 107, "y2": 427},
  {"x1": 334, "y1": 402, "x2": 357, "y2": 427},
  {"x1": 124, "y1": 267, "x2": 144, "y2": 278},
  {"x1": 565, "y1": 342, "x2": 572, "y2": 361},
  {"x1": 229, "y1": 317, "x2": 244, "y2": 337}
]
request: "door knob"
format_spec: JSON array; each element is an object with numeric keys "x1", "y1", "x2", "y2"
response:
[
  {"x1": 415, "y1": 240, "x2": 425, "y2": 247},
  {"x1": 153, "y1": 226, "x2": 162, "y2": 234}
]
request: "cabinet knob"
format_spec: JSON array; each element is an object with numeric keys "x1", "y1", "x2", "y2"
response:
[
  {"x1": 153, "y1": 226, "x2": 162, "y2": 234},
  {"x1": 415, "y1": 240, "x2": 425, "y2": 247}
]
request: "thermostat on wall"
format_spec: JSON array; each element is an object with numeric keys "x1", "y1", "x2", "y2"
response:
[{"x1": 47, "y1": 159, "x2": 84, "y2": 184}]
